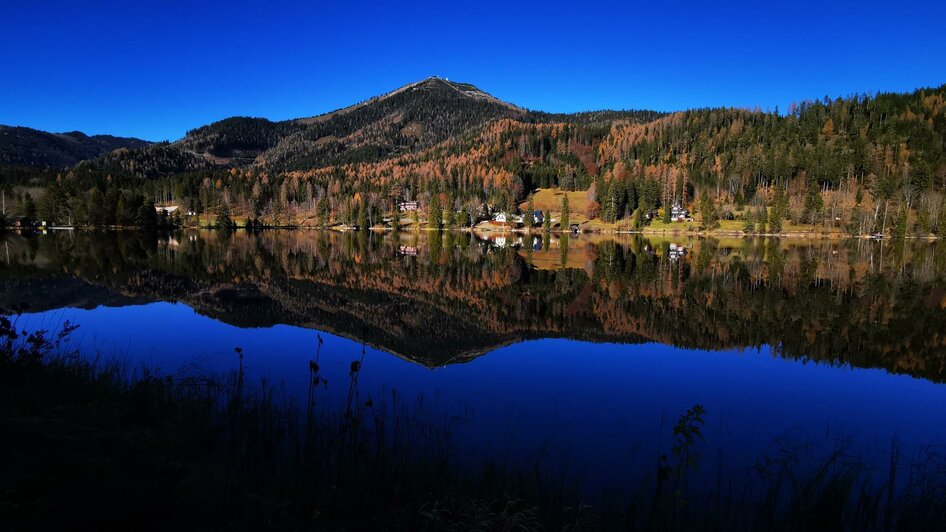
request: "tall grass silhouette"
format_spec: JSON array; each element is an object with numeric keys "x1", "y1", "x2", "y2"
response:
[{"x1": 1, "y1": 315, "x2": 945, "y2": 530}]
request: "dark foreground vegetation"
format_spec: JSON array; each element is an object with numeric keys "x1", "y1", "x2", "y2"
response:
[{"x1": 2, "y1": 316, "x2": 946, "y2": 531}]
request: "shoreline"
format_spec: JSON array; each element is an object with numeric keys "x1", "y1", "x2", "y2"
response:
[{"x1": 4, "y1": 223, "x2": 941, "y2": 241}]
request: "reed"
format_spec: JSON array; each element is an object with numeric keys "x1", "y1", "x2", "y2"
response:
[{"x1": 1, "y1": 315, "x2": 945, "y2": 530}]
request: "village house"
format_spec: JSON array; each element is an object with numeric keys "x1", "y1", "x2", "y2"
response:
[
  {"x1": 670, "y1": 203, "x2": 690, "y2": 221},
  {"x1": 156, "y1": 205, "x2": 180, "y2": 216},
  {"x1": 398, "y1": 201, "x2": 418, "y2": 212}
]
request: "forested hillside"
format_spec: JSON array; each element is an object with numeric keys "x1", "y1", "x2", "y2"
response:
[
  {"x1": 2, "y1": 80, "x2": 944, "y2": 237},
  {"x1": 0, "y1": 126, "x2": 150, "y2": 168}
]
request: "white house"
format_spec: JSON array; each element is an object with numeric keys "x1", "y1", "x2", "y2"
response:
[{"x1": 670, "y1": 203, "x2": 690, "y2": 221}]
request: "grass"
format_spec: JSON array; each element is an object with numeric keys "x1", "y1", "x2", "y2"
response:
[
  {"x1": 2, "y1": 315, "x2": 946, "y2": 530},
  {"x1": 521, "y1": 188, "x2": 592, "y2": 225},
  {"x1": 514, "y1": 189, "x2": 858, "y2": 238}
]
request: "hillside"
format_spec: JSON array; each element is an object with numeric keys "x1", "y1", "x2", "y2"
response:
[
  {"x1": 0, "y1": 125, "x2": 150, "y2": 167},
  {"x1": 175, "y1": 77, "x2": 533, "y2": 170},
  {"x1": 175, "y1": 77, "x2": 665, "y2": 171},
  {"x1": 177, "y1": 116, "x2": 300, "y2": 164},
  {"x1": 5, "y1": 80, "x2": 945, "y2": 239}
]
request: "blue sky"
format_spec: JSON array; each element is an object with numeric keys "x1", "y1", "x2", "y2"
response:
[{"x1": 2, "y1": 0, "x2": 944, "y2": 141}]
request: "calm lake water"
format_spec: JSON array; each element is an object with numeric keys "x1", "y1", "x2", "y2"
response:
[{"x1": 3, "y1": 230, "x2": 946, "y2": 492}]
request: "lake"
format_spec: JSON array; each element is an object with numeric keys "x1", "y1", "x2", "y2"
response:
[{"x1": 3, "y1": 229, "x2": 946, "y2": 494}]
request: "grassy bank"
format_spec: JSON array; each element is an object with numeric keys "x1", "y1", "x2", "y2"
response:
[{"x1": 2, "y1": 316, "x2": 945, "y2": 530}]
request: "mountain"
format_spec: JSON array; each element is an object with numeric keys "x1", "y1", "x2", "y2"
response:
[
  {"x1": 177, "y1": 77, "x2": 664, "y2": 170},
  {"x1": 176, "y1": 77, "x2": 528, "y2": 169},
  {"x1": 177, "y1": 116, "x2": 299, "y2": 164},
  {"x1": 0, "y1": 125, "x2": 150, "y2": 167},
  {"x1": 57, "y1": 77, "x2": 661, "y2": 184}
]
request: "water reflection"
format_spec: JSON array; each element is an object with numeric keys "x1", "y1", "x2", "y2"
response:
[{"x1": 1, "y1": 230, "x2": 945, "y2": 381}]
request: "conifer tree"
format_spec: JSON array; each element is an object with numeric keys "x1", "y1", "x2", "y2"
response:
[
  {"x1": 316, "y1": 195, "x2": 330, "y2": 227},
  {"x1": 215, "y1": 202, "x2": 233, "y2": 230},
  {"x1": 698, "y1": 190, "x2": 719, "y2": 229},
  {"x1": 560, "y1": 195, "x2": 570, "y2": 230},
  {"x1": 428, "y1": 195, "x2": 443, "y2": 231},
  {"x1": 891, "y1": 206, "x2": 908, "y2": 240},
  {"x1": 357, "y1": 200, "x2": 368, "y2": 231},
  {"x1": 524, "y1": 195, "x2": 535, "y2": 229}
]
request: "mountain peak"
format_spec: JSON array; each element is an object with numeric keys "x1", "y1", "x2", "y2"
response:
[
  {"x1": 297, "y1": 77, "x2": 518, "y2": 126},
  {"x1": 407, "y1": 77, "x2": 520, "y2": 109}
]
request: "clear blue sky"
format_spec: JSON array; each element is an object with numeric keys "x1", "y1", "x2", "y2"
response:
[{"x1": 2, "y1": 0, "x2": 944, "y2": 141}]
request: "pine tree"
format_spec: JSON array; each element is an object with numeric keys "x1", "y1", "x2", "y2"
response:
[
  {"x1": 769, "y1": 183, "x2": 787, "y2": 233},
  {"x1": 524, "y1": 195, "x2": 535, "y2": 229},
  {"x1": 802, "y1": 179, "x2": 824, "y2": 225},
  {"x1": 543, "y1": 209, "x2": 551, "y2": 233},
  {"x1": 698, "y1": 190, "x2": 719, "y2": 229},
  {"x1": 357, "y1": 200, "x2": 368, "y2": 231},
  {"x1": 87, "y1": 189, "x2": 106, "y2": 226},
  {"x1": 891, "y1": 206, "x2": 908, "y2": 240},
  {"x1": 135, "y1": 199, "x2": 157, "y2": 228},
  {"x1": 23, "y1": 193, "x2": 37, "y2": 221},
  {"x1": 38, "y1": 186, "x2": 66, "y2": 223},
  {"x1": 601, "y1": 180, "x2": 627, "y2": 223},
  {"x1": 560, "y1": 195, "x2": 570, "y2": 230},
  {"x1": 445, "y1": 197, "x2": 456, "y2": 229},
  {"x1": 116, "y1": 194, "x2": 129, "y2": 226},
  {"x1": 428, "y1": 195, "x2": 443, "y2": 231},
  {"x1": 316, "y1": 195, "x2": 330, "y2": 227},
  {"x1": 215, "y1": 202, "x2": 233, "y2": 230},
  {"x1": 742, "y1": 211, "x2": 754, "y2": 233}
]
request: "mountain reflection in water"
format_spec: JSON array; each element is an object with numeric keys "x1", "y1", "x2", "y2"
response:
[{"x1": 1, "y1": 230, "x2": 944, "y2": 380}]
